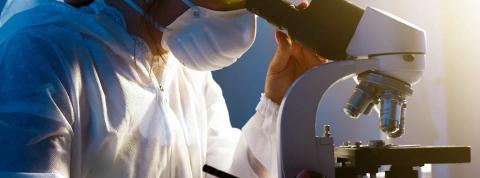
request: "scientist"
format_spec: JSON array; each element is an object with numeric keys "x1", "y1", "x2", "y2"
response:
[{"x1": 0, "y1": 0, "x2": 325, "y2": 177}]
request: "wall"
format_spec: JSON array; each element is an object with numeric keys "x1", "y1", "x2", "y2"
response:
[{"x1": 442, "y1": 0, "x2": 480, "y2": 177}]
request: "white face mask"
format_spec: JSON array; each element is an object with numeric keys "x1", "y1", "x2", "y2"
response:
[{"x1": 123, "y1": 0, "x2": 257, "y2": 71}]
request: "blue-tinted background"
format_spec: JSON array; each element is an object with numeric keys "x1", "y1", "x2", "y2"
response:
[{"x1": 212, "y1": 18, "x2": 276, "y2": 128}]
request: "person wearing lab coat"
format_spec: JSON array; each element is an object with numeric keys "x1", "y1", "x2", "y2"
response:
[{"x1": 0, "y1": 0, "x2": 325, "y2": 177}]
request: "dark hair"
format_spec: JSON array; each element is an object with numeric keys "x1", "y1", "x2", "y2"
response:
[
  {"x1": 144, "y1": 0, "x2": 164, "y2": 52},
  {"x1": 140, "y1": 0, "x2": 168, "y2": 75}
]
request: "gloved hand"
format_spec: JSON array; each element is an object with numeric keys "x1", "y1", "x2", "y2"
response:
[{"x1": 264, "y1": 1, "x2": 327, "y2": 104}]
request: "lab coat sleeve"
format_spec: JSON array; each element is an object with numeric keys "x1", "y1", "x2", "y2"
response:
[
  {"x1": 0, "y1": 29, "x2": 74, "y2": 177},
  {"x1": 204, "y1": 73, "x2": 279, "y2": 178}
]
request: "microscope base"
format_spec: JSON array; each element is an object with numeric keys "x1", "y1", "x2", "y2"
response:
[{"x1": 334, "y1": 145, "x2": 470, "y2": 178}]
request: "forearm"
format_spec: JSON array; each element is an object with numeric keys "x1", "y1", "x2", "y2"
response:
[{"x1": 229, "y1": 94, "x2": 280, "y2": 178}]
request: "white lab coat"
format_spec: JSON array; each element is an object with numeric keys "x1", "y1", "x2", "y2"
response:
[{"x1": 0, "y1": 1, "x2": 278, "y2": 177}]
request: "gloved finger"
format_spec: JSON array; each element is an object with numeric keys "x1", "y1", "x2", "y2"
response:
[{"x1": 269, "y1": 29, "x2": 293, "y2": 73}]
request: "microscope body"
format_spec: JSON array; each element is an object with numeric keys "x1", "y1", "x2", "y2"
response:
[
  {"x1": 269, "y1": 5, "x2": 426, "y2": 178},
  {"x1": 244, "y1": 0, "x2": 471, "y2": 177}
]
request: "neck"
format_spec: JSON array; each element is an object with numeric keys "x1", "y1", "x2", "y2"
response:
[{"x1": 104, "y1": 0, "x2": 188, "y2": 56}]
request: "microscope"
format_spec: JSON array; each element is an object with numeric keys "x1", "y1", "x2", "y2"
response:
[{"x1": 242, "y1": 0, "x2": 471, "y2": 177}]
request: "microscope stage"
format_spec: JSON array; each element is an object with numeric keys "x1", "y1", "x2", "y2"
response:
[{"x1": 335, "y1": 145, "x2": 470, "y2": 169}]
